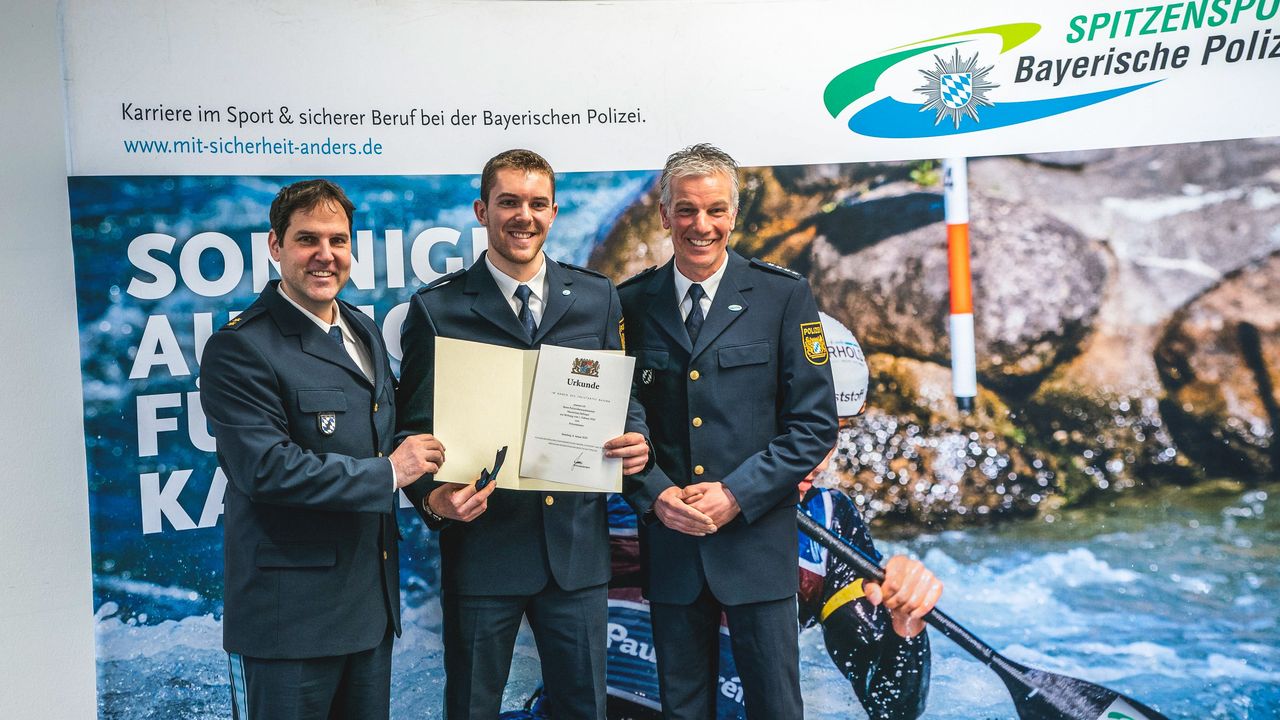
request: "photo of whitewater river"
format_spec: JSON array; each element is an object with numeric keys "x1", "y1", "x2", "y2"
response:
[
  {"x1": 93, "y1": 483, "x2": 1278, "y2": 718},
  {"x1": 74, "y1": 138, "x2": 1280, "y2": 719}
]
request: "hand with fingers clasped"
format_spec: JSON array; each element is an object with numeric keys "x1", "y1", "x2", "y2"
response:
[
  {"x1": 682, "y1": 482, "x2": 740, "y2": 529},
  {"x1": 426, "y1": 475, "x2": 497, "y2": 523},
  {"x1": 653, "y1": 485, "x2": 716, "y2": 536},
  {"x1": 863, "y1": 555, "x2": 944, "y2": 639}
]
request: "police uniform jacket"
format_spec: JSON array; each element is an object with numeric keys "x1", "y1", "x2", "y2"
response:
[
  {"x1": 398, "y1": 253, "x2": 633, "y2": 595},
  {"x1": 619, "y1": 251, "x2": 839, "y2": 606},
  {"x1": 200, "y1": 281, "x2": 400, "y2": 659}
]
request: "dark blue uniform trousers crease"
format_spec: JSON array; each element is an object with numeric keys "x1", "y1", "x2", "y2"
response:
[
  {"x1": 229, "y1": 624, "x2": 393, "y2": 720},
  {"x1": 650, "y1": 588, "x2": 802, "y2": 720},
  {"x1": 441, "y1": 580, "x2": 608, "y2": 720}
]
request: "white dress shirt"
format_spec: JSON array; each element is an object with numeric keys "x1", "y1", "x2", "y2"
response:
[
  {"x1": 673, "y1": 254, "x2": 729, "y2": 321},
  {"x1": 485, "y1": 251, "x2": 548, "y2": 326}
]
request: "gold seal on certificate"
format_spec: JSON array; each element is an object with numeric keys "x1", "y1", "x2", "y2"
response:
[
  {"x1": 432, "y1": 338, "x2": 633, "y2": 492},
  {"x1": 520, "y1": 345, "x2": 635, "y2": 492}
]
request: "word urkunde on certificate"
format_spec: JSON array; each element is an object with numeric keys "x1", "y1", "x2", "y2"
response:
[{"x1": 520, "y1": 345, "x2": 636, "y2": 492}]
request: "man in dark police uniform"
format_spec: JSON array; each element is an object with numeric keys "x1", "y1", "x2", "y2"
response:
[
  {"x1": 618, "y1": 144, "x2": 839, "y2": 720},
  {"x1": 200, "y1": 179, "x2": 445, "y2": 720},
  {"x1": 397, "y1": 149, "x2": 650, "y2": 719}
]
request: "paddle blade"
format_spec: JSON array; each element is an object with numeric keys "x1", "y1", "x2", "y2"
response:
[{"x1": 989, "y1": 653, "x2": 1169, "y2": 720}]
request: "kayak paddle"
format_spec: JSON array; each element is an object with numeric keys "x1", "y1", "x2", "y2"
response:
[{"x1": 796, "y1": 511, "x2": 1169, "y2": 720}]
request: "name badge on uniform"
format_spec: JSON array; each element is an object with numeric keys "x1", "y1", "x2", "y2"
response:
[{"x1": 317, "y1": 412, "x2": 337, "y2": 435}]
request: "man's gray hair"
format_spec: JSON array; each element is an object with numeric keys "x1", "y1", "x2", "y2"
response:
[{"x1": 659, "y1": 143, "x2": 740, "y2": 210}]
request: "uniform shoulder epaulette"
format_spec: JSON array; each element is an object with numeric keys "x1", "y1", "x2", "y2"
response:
[
  {"x1": 218, "y1": 304, "x2": 265, "y2": 331},
  {"x1": 750, "y1": 257, "x2": 802, "y2": 279},
  {"x1": 419, "y1": 267, "x2": 466, "y2": 293},
  {"x1": 617, "y1": 265, "x2": 658, "y2": 289},
  {"x1": 557, "y1": 260, "x2": 607, "y2": 279}
]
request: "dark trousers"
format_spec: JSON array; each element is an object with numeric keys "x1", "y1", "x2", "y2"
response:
[
  {"x1": 650, "y1": 588, "x2": 801, "y2": 720},
  {"x1": 441, "y1": 580, "x2": 608, "y2": 720},
  {"x1": 228, "y1": 625, "x2": 393, "y2": 720}
]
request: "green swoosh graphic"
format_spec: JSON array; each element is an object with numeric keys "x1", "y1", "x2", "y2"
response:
[
  {"x1": 823, "y1": 41, "x2": 956, "y2": 118},
  {"x1": 891, "y1": 22, "x2": 1040, "y2": 54},
  {"x1": 824, "y1": 22, "x2": 1042, "y2": 118}
]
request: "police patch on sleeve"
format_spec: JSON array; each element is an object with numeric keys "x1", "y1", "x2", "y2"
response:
[{"x1": 801, "y1": 322, "x2": 829, "y2": 366}]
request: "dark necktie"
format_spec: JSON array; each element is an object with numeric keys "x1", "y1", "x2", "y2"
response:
[
  {"x1": 685, "y1": 283, "x2": 706, "y2": 343},
  {"x1": 515, "y1": 284, "x2": 538, "y2": 338},
  {"x1": 327, "y1": 326, "x2": 344, "y2": 345}
]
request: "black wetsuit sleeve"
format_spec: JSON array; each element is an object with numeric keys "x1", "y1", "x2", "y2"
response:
[{"x1": 817, "y1": 491, "x2": 932, "y2": 719}]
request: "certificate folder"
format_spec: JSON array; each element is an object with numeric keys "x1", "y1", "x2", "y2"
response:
[{"x1": 433, "y1": 337, "x2": 633, "y2": 492}]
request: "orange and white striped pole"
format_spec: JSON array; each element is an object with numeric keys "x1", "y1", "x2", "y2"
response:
[{"x1": 943, "y1": 157, "x2": 976, "y2": 413}]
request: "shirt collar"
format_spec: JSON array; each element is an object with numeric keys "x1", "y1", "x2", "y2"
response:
[
  {"x1": 276, "y1": 283, "x2": 350, "y2": 339},
  {"x1": 673, "y1": 253, "x2": 729, "y2": 305},
  {"x1": 484, "y1": 251, "x2": 548, "y2": 303}
]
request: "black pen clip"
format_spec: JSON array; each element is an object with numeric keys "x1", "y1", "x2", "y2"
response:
[{"x1": 475, "y1": 445, "x2": 508, "y2": 490}]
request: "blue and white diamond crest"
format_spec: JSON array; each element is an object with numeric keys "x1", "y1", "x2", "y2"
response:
[
  {"x1": 940, "y1": 73, "x2": 973, "y2": 109},
  {"x1": 915, "y1": 49, "x2": 998, "y2": 128}
]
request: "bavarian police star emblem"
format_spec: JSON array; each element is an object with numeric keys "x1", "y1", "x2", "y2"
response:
[
  {"x1": 317, "y1": 412, "x2": 337, "y2": 436},
  {"x1": 641, "y1": 368, "x2": 654, "y2": 385},
  {"x1": 800, "y1": 322, "x2": 829, "y2": 366}
]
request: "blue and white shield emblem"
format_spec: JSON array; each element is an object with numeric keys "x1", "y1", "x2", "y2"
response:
[
  {"x1": 940, "y1": 72, "x2": 972, "y2": 109},
  {"x1": 317, "y1": 412, "x2": 337, "y2": 436}
]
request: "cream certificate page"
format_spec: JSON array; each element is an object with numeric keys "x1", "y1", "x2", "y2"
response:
[{"x1": 519, "y1": 344, "x2": 635, "y2": 492}]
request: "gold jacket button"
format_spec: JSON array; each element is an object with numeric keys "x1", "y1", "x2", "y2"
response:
[
  {"x1": 689, "y1": 370, "x2": 700, "y2": 381},
  {"x1": 545, "y1": 496, "x2": 555, "y2": 506},
  {"x1": 373, "y1": 402, "x2": 379, "y2": 413},
  {"x1": 694, "y1": 465, "x2": 705, "y2": 476},
  {"x1": 692, "y1": 417, "x2": 703, "y2": 428},
  {"x1": 382, "y1": 551, "x2": 388, "y2": 560},
  {"x1": 377, "y1": 451, "x2": 384, "y2": 457}
]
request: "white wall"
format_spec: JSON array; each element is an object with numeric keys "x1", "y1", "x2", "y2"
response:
[{"x1": 0, "y1": 0, "x2": 98, "y2": 717}]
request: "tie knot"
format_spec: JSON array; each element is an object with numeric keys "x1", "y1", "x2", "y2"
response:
[
  {"x1": 327, "y1": 326, "x2": 344, "y2": 345},
  {"x1": 688, "y1": 283, "x2": 705, "y2": 304},
  {"x1": 514, "y1": 284, "x2": 533, "y2": 303}
]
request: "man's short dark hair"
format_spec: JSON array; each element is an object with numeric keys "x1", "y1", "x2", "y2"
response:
[
  {"x1": 269, "y1": 179, "x2": 356, "y2": 242},
  {"x1": 479, "y1": 149, "x2": 556, "y2": 205}
]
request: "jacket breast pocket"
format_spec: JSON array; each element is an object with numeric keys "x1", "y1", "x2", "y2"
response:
[
  {"x1": 717, "y1": 342, "x2": 770, "y2": 369},
  {"x1": 550, "y1": 333, "x2": 598, "y2": 350},
  {"x1": 296, "y1": 388, "x2": 348, "y2": 413}
]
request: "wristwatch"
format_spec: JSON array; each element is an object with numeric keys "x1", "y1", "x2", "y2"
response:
[{"x1": 421, "y1": 494, "x2": 448, "y2": 527}]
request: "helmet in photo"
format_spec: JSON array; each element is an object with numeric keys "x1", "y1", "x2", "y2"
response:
[{"x1": 819, "y1": 312, "x2": 868, "y2": 418}]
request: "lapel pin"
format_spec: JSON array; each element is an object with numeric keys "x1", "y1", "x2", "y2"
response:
[
  {"x1": 562, "y1": 289, "x2": 571, "y2": 296},
  {"x1": 728, "y1": 304, "x2": 743, "y2": 312}
]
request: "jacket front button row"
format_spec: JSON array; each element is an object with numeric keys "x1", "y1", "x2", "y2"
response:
[
  {"x1": 689, "y1": 370, "x2": 700, "y2": 381},
  {"x1": 545, "y1": 495, "x2": 555, "y2": 506},
  {"x1": 691, "y1": 417, "x2": 703, "y2": 428},
  {"x1": 693, "y1": 465, "x2": 705, "y2": 476}
]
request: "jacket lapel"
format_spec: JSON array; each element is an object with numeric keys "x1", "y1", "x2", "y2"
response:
[
  {"x1": 264, "y1": 283, "x2": 368, "y2": 382},
  {"x1": 341, "y1": 304, "x2": 383, "y2": 390},
  {"x1": 690, "y1": 252, "x2": 752, "y2": 361},
  {"x1": 646, "y1": 262, "x2": 693, "y2": 354},
  {"x1": 465, "y1": 259, "x2": 533, "y2": 346},
  {"x1": 533, "y1": 259, "x2": 576, "y2": 344}
]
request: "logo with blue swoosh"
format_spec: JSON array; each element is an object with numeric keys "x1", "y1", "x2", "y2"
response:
[{"x1": 824, "y1": 23, "x2": 1159, "y2": 138}]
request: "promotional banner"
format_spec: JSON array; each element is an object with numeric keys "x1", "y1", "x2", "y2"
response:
[
  {"x1": 63, "y1": 1, "x2": 1280, "y2": 718},
  {"x1": 65, "y1": 0, "x2": 1280, "y2": 176}
]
